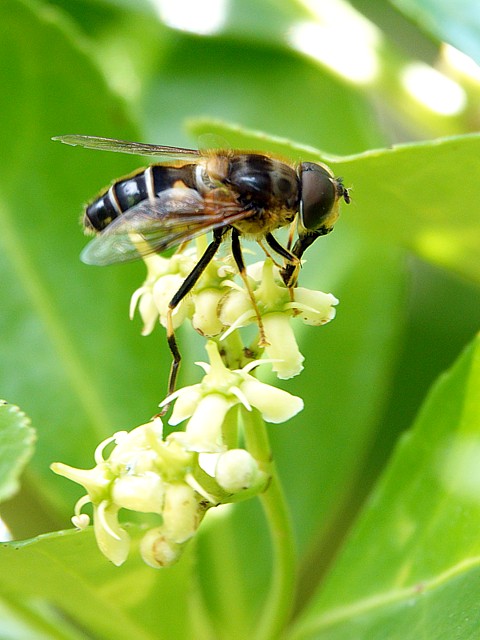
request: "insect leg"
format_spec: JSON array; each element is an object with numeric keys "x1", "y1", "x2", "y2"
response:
[
  {"x1": 161, "y1": 228, "x2": 226, "y2": 413},
  {"x1": 264, "y1": 232, "x2": 297, "y2": 264},
  {"x1": 280, "y1": 230, "x2": 322, "y2": 288},
  {"x1": 286, "y1": 219, "x2": 296, "y2": 251},
  {"x1": 257, "y1": 239, "x2": 284, "y2": 269},
  {"x1": 231, "y1": 228, "x2": 269, "y2": 347},
  {"x1": 264, "y1": 232, "x2": 300, "y2": 302}
]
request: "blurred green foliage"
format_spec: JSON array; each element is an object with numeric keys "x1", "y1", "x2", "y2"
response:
[{"x1": 0, "y1": 0, "x2": 480, "y2": 638}]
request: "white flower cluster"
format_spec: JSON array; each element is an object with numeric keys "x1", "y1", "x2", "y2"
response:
[
  {"x1": 129, "y1": 242, "x2": 234, "y2": 338},
  {"x1": 51, "y1": 342, "x2": 303, "y2": 567},
  {"x1": 53, "y1": 242, "x2": 339, "y2": 568},
  {"x1": 130, "y1": 246, "x2": 338, "y2": 378}
]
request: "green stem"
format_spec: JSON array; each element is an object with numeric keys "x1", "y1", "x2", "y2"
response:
[
  {"x1": 216, "y1": 331, "x2": 249, "y2": 371},
  {"x1": 242, "y1": 408, "x2": 297, "y2": 640}
]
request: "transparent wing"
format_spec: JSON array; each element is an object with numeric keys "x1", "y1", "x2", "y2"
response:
[
  {"x1": 81, "y1": 188, "x2": 250, "y2": 266},
  {"x1": 52, "y1": 135, "x2": 202, "y2": 160}
]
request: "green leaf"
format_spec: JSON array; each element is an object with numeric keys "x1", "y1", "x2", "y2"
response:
[
  {"x1": 0, "y1": 0, "x2": 167, "y2": 521},
  {"x1": 0, "y1": 527, "x2": 194, "y2": 640},
  {"x1": 392, "y1": 0, "x2": 480, "y2": 64},
  {"x1": 290, "y1": 334, "x2": 480, "y2": 639},
  {"x1": 2, "y1": 3, "x2": 479, "y2": 639},
  {"x1": 190, "y1": 120, "x2": 480, "y2": 282},
  {"x1": 274, "y1": 232, "x2": 406, "y2": 549},
  {"x1": 0, "y1": 402, "x2": 35, "y2": 503},
  {"x1": 142, "y1": 32, "x2": 385, "y2": 155},
  {"x1": 333, "y1": 134, "x2": 480, "y2": 282}
]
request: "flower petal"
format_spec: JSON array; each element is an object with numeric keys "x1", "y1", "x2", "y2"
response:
[
  {"x1": 291, "y1": 289, "x2": 339, "y2": 326},
  {"x1": 112, "y1": 472, "x2": 165, "y2": 514},
  {"x1": 168, "y1": 385, "x2": 203, "y2": 426},
  {"x1": 181, "y1": 393, "x2": 233, "y2": 452},
  {"x1": 240, "y1": 377, "x2": 304, "y2": 423},
  {"x1": 262, "y1": 313, "x2": 304, "y2": 379},
  {"x1": 93, "y1": 502, "x2": 130, "y2": 566},
  {"x1": 50, "y1": 462, "x2": 112, "y2": 503}
]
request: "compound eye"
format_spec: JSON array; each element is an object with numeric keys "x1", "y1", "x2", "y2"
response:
[{"x1": 300, "y1": 162, "x2": 336, "y2": 232}]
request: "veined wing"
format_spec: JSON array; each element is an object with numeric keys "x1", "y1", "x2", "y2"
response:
[
  {"x1": 81, "y1": 188, "x2": 251, "y2": 266},
  {"x1": 52, "y1": 135, "x2": 202, "y2": 161}
]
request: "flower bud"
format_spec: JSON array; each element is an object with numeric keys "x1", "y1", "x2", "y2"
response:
[
  {"x1": 140, "y1": 527, "x2": 185, "y2": 568},
  {"x1": 162, "y1": 483, "x2": 199, "y2": 543},
  {"x1": 192, "y1": 288, "x2": 225, "y2": 336},
  {"x1": 215, "y1": 449, "x2": 261, "y2": 493}
]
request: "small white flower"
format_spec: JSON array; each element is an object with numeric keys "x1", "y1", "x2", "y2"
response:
[
  {"x1": 130, "y1": 251, "x2": 197, "y2": 335},
  {"x1": 131, "y1": 242, "x2": 236, "y2": 337},
  {"x1": 220, "y1": 259, "x2": 338, "y2": 378},
  {"x1": 112, "y1": 472, "x2": 165, "y2": 513},
  {"x1": 163, "y1": 341, "x2": 304, "y2": 452},
  {"x1": 192, "y1": 288, "x2": 225, "y2": 336}
]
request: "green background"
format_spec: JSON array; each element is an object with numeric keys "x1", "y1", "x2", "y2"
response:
[{"x1": 1, "y1": 1, "x2": 480, "y2": 638}]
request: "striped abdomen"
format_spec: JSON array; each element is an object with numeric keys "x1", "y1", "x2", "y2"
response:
[{"x1": 84, "y1": 164, "x2": 197, "y2": 232}]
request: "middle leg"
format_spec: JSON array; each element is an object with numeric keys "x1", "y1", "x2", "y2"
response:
[{"x1": 230, "y1": 228, "x2": 269, "y2": 347}]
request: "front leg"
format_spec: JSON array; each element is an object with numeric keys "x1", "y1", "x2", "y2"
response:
[{"x1": 279, "y1": 229, "x2": 324, "y2": 288}]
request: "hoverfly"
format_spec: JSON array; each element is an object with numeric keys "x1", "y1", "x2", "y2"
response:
[{"x1": 53, "y1": 134, "x2": 350, "y2": 399}]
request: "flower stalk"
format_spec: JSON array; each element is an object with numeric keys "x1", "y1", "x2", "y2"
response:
[{"x1": 243, "y1": 408, "x2": 297, "y2": 640}]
